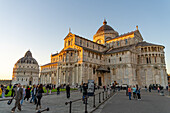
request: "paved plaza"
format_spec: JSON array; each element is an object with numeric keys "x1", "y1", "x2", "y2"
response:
[
  {"x1": 100, "y1": 90, "x2": 170, "y2": 113},
  {"x1": 0, "y1": 90, "x2": 170, "y2": 113},
  {"x1": 0, "y1": 89, "x2": 105, "y2": 113}
]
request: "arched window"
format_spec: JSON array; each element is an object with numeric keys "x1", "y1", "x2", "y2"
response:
[
  {"x1": 80, "y1": 40, "x2": 82, "y2": 45},
  {"x1": 119, "y1": 57, "x2": 122, "y2": 61},
  {"x1": 93, "y1": 68, "x2": 96, "y2": 74}
]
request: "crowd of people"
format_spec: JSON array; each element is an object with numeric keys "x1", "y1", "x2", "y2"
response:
[
  {"x1": 0, "y1": 83, "x2": 44, "y2": 112},
  {"x1": 127, "y1": 85, "x2": 141, "y2": 100}
]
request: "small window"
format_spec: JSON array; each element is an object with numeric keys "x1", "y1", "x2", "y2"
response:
[
  {"x1": 22, "y1": 78, "x2": 23, "y2": 81},
  {"x1": 93, "y1": 68, "x2": 95, "y2": 74},
  {"x1": 80, "y1": 40, "x2": 82, "y2": 45},
  {"x1": 117, "y1": 41, "x2": 119, "y2": 46},
  {"x1": 18, "y1": 78, "x2": 19, "y2": 81},
  {"x1": 109, "y1": 59, "x2": 110, "y2": 63},
  {"x1": 125, "y1": 39, "x2": 127, "y2": 44},
  {"x1": 119, "y1": 57, "x2": 122, "y2": 61},
  {"x1": 87, "y1": 42, "x2": 88, "y2": 47},
  {"x1": 98, "y1": 46, "x2": 100, "y2": 50},
  {"x1": 71, "y1": 52, "x2": 73, "y2": 56},
  {"x1": 93, "y1": 45, "x2": 94, "y2": 49}
]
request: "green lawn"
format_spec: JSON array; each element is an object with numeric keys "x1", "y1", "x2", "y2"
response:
[{"x1": 0, "y1": 87, "x2": 77, "y2": 98}]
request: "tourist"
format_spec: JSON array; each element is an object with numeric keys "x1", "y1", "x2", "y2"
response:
[
  {"x1": 0, "y1": 85, "x2": 2, "y2": 96},
  {"x1": 66, "y1": 84, "x2": 70, "y2": 98},
  {"x1": 132, "y1": 85, "x2": 136, "y2": 99},
  {"x1": 82, "y1": 83, "x2": 88, "y2": 104},
  {"x1": 11, "y1": 83, "x2": 23, "y2": 113},
  {"x1": 103, "y1": 85, "x2": 106, "y2": 91},
  {"x1": 126, "y1": 85, "x2": 129, "y2": 96},
  {"x1": 145, "y1": 86, "x2": 147, "y2": 92},
  {"x1": 30, "y1": 85, "x2": 37, "y2": 104},
  {"x1": 36, "y1": 84, "x2": 44, "y2": 110},
  {"x1": 136, "y1": 87, "x2": 141, "y2": 100},
  {"x1": 11, "y1": 84, "x2": 16, "y2": 97},
  {"x1": 57, "y1": 86, "x2": 60, "y2": 95},
  {"x1": 24, "y1": 86, "x2": 31, "y2": 101},
  {"x1": 149, "y1": 85, "x2": 152, "y2": 92},
  {"x1": 128, "y1": 86, "x2": 132, "y2": 100},
  {"x1": 49, "y1": 84, "x2": 52, "y2": 94},
  {"x1": 20, "y1": 85, "x2": 26, "y2": 105},
  {"x1": 157, "y1": 87, "x2": 160, "y2": 93},
  {"x1": 1, "y1": 85, "x2": 5, "y2": 98},
  {"x1": 46, "y1": 84, "x2": 49, "y2": 95}
]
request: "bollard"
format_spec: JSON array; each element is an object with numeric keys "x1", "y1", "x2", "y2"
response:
[
  {"x1": 69, "y1": 101, "x2": 72, "y2": 113},
  {"x1": 102, "y1": 91, "x2": 104, "y2": 100},
  {"x1": 99, "y1": 92, "x2": 101, "y2": 103},
  {"x1": 105, "y1": 91, "x2": 107, "y2": 99},
  {"x1": 93, "y1": 94, "x2": 96, "y2": 108},
  {"x1": 85, "y1": 97, "x2": 88, "y2": 113}
]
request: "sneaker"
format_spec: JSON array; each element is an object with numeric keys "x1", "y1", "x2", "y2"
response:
[{"x1": 11, "y1": 110, "x2": 15, "y2": 113}]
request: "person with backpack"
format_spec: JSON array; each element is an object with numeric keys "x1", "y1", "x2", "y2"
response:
[{"x1": 36, "y1": 84, "x2": 44, "y2": 110}]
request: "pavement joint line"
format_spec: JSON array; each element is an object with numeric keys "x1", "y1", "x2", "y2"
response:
[{"x1": 90, "y1": 92, "x2": 117, "y2": 113}]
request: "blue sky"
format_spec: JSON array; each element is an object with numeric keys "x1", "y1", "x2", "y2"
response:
[{"x1": 0, "y1": 0, "x2": 170, "y2": 79}]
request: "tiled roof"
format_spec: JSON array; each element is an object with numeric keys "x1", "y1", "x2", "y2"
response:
[
  {"x1": 105, "y1": 44, "x2": 135, "y2": 54},
  {"x1": 41, "y1": 62, "x2": 58, "y2": 67},
  {"x1": 74, "y1": 34, "x2": 106, "y2": 47},
  {"x1": 136, "y1": 41, "x2": 164, "y2": 47},
  {"x1": 75, "y1": 44, "x2": 104, "y2": 54}
]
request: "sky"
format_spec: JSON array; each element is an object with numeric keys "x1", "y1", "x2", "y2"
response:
[{"x1": 0, "y1": 0, "x2": 170, "y2": 79}]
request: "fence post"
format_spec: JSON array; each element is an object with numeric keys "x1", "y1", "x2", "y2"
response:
[
  {"x1": 102, "y1": 91, "x2": 104, "y2": 100},
  {"x1": 69, "y1": 101, "x2": 72, "y2": 113},
  {"x1": 93, "y1": 94, "x2": 96, "y2": 108},
  {"x1": 99, "y1": 92, "x2": 101, "y2": 103},
  {"x1": 85, "y1": 97, "x2": 88, "y2": 113},
  {"x1": 105, "y1": 91, "x2": 107, "y2": 99}
]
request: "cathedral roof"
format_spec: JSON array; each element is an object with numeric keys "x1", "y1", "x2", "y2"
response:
[
  {"x1": 96, "y1": 19, "x2": 115, "y2": 34},
  {"x1": 16, "y1": 50, "x2": 38, "y2": 65},
  {"x1": 41, "y1": 62, "x2": 58, "y2": 67},
  {"x1": 136, "y1": 41, "x2": 164, "y2": 47},
  {"x1": 105, "y1": 45, "x2": 135, "y2": 54}
]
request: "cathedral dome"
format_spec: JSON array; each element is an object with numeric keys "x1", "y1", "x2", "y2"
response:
[
  {"x1": 96, "y1": 19, "x2": 115, "y2": 34},
  {"x1": 16, "y1": 50, "x2": 38, "y2": 65}
]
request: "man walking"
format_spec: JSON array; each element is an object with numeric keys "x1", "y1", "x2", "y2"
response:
[
  {"x1": 66, "y1": 84, "x2": 70, "y2": 98},
  {"x1": 11, "y1": 83, "x2": 23, "y2": 113}
]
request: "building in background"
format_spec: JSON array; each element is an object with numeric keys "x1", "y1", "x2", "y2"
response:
[
  {"x1": 12, "y1": 50, "x2": 39, "y2": 85},
  {"x1": 40, "y1": 20, "x2": 168, "y2": 88}
]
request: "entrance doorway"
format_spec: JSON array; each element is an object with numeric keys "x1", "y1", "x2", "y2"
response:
[
  {"x1": 29, "y1": 77, "x2": 33, "y2": 85},
  {"x1": 98, "y1": 77, "x2": 102, "y2": 86}
]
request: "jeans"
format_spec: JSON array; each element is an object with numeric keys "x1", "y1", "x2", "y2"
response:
[
  {"x1": 21, "y1": 94, "x2": 25, "y2": 105},
  {"x1": 30, "y1": 94, "x2": 35, "y2": 103},
  {"x1": 2, "y1": 92, "x2": 5, "y2": 98},
  {"x1": 128, "y1": 92, "x2": 131, "y2": 100}
]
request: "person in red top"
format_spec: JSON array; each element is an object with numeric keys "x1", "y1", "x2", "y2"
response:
[{"x1": 128, "y1": 86, "x2": 132, "y2": 100}]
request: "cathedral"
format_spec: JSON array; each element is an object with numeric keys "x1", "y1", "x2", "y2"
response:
[{"x1": 40, "y1": 20, "x2": 168, "y2": 88}]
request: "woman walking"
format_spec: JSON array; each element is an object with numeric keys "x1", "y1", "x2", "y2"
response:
[
  {"x1": 128, "y1": 86, "x2": 132, "y2": 100},
  {"x1": 24, "y1": 86, "x2": 31, "y2": 101},
  {"x1": 36, "y1": 84, "x2": 44, "y2": 110},
  {"x1": 21, "y1": 85, "x2": 26, "y2": 105}
]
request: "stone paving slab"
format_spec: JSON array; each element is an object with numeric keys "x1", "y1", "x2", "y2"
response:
[{"x1": 0, "y1": 89, "x2": 106, "y2": 113}]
